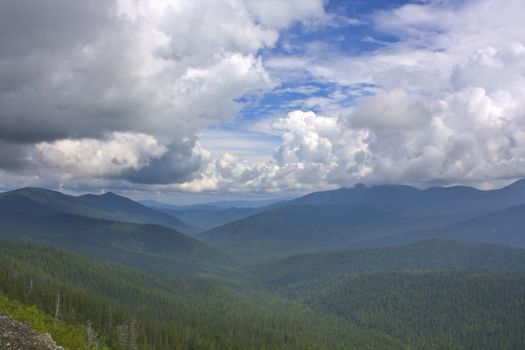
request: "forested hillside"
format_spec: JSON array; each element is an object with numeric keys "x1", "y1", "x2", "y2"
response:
[
  {"x1": 281, "y1": 271, "x2": 525, "y2": 349},
  {"x1": 0, "y1": 241, "x2": 401, "y2": 349},
  {"x1": 0, "y1": 210, "x2": 236, "y2": 277},
  {"x1": 200, "y1": 204, "x2": 413, "y2": 259},
  {"x1": 0, "y1": 188, "x2": 191, "y2": 233},
  {"x1": 361, "y1": 204, "x2": 525, "y2": 249},
  {"x1": 252, "y1": 239, "x2": 525, "y2": 286}
]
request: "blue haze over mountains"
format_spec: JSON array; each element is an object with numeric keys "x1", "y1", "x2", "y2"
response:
[
  {"x1": 198, "y1": 179, "x2": 525, "y2": 258},
  {"x1": 2, "y1": 178, "x2": 525, "y2": 262}
]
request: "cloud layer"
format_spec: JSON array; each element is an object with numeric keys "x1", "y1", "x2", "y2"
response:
[
  {"x1": 0, "y1": 0, "x2": 324, "y2": 191},
  {"x1": 2, "y1": 0, "x2": 525, "y2": 196},
  {"x1": 182, "y1": 0, "x2": 525, "y2": 193}
]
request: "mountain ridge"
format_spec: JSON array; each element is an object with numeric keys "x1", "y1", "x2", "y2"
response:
[
  {"x1": 199, "y1": 178, "x2": 525, "y2": 258},
  {"x1": 0, "y1": 187, "x2": 193, "y2": 234}
]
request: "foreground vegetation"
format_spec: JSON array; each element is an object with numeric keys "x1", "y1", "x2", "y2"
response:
[{"x1": 0, "y1": 293, "x2": 95, "y2": 349}]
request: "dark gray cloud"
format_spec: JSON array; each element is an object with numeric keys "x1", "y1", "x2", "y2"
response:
[
  {"x1": 121, "y1": 140, "x2": 203, "y2": 185},
  {"x1": 0, "y1": 0, "x2": 114, "y2": 58},
  {"x1": 0, "y1": 141, "x2": 31, "y2": 170},
  {"x1": 0, "y1": 0, "x2": 133, "y2": 143},
  {"x1": 0, "y1": 0, "x2": 280, "y2": 144}
]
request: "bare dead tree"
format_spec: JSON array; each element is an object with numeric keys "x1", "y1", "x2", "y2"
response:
[
  {"x1": 86, "y1": 321, "x2": 100, "y2": 350},
  {"x1": 117, "y1": 323, "x2": 129, "y2": 347},
  {"x1": 116, "y1": 319, "x2": 138, "y2": 350},
  {"x1": 54, "y1": 293, "x2": 62, "y2": 326},
  {"x1": 129, "y1": 319, "x2": 138, "y2": 350}
]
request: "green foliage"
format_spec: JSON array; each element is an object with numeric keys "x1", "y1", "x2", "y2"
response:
[
  {"x1": 0, "y1": 293, "x2": 97, "y2": 350},
  {"x1": 282, "y1": 271, "x2": 525, "y2": 349},
  {"x1": 375, "y1": 204, "x2": 525, "y2": 248},
  {"x1": 0, "y1": 209, "x2": 238, "y2": 278},
  {"x1": 200, "y1": 204, "x2": 413, "y2": 259},
  {"x1": 0, "y1": 240, "x2": 401, "y2": 349},
  {"x1": 252, "y1": 239, "x2": 525, "y2": 286}
]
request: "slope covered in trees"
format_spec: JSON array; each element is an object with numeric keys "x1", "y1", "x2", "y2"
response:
[
  {"x1": 0, "y1": 187, "x2": 191, "y2": 233},
  {"x1": 200, "y1": 179, "x2": 525, "y2": 258},
  {"x1": 199, "y1": 204, "x2": 418, "y2": 259},
  {"x1": 281, "y1": 271, "x2": 525, "y2": 350},
  {"x1": 361, "y1": 204, "x2": 525, "y2": 249},
  {"x1": 252, "y1": 239, "x2": 525, "y2": 286},
  {"x1": 0, "y1": 210, "x2": 236, "y2": 277},
  {"x1": 159, "y1": 206, "x2": 261, "y2": 232},
  {"x1": 0, "y1": 240, "x2": 402, "y2": 350},
  {"x1": 0, "y1": 294, "x2": 96, "y2": 350}
]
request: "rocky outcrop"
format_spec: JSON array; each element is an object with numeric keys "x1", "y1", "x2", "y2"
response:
[{"x1": 0, "y1": 313, "x2": 64, "y2": 350}]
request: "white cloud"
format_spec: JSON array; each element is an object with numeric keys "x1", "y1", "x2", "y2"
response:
[
  {"x1": 35, "y1": 132, "x2": 167, "y2": 180},
  {"x1": 3, "y1": 0, "x2": 525, "y2": 196},
  {"x1": 350, "y1": 89, "x2": 431, "y2": 131},
  {"x1": 165, "y1": 0, "x2": 525, "y2": 194},
  {"x1": 173, "y1": 111, "x2": 369, "y2": 193},
  {"x1": 273, "y1": 111, "x2": 337, "y2": 163},
  {"x1": 0, "y1": 0, "x2": 325, "y2": 189},
  {"x1": 247, "y1": 0, "x2": 525, "y2": 190}
]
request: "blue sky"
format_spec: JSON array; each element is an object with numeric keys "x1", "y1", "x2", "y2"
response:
[
  {"x1": 1, "y1": 0, "x2": 525, "y2": 203},
  {"x1": 247, "y1": 0, "x2": 409, "y2": 116},
  {"x1": 202, "y1": 0, "x2": 413, "y2": 166}
]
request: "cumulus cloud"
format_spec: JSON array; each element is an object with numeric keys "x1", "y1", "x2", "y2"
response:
[
  {"x1": 242, "y1": 0, "x2": 525, "y2": 191},
  {"x1": 0, "y1": 1, "x2": 277, "y2": 143},
  {"x1": 350, "y1": 89, "x2": 431, "y2": 131},
  {"x1": 0, "y1": 0, "x2": 325, "y2": 189},
  {"x1": 35, "y1": 132, "x2": 167, "y2": 180},
  {"x1": 3, "y1": 0, "x2": 525, "y2": 195},
  {"x1": 174, "y1": 111, "x2": 368, "y2": 193},
  {"x1": 166, "y1": 0, "x2": 525, "y2": 194}
]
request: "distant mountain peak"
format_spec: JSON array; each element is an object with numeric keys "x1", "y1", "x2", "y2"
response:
[
  {"x1": 0, "y1": 186, "x2": 193, "y2": 234},
  {"x1": 101, "y1": 191, "x2": 126, "y2": 199},
  {"x1": 2, "y1": 187, "x2": 70, "y2": 200}
]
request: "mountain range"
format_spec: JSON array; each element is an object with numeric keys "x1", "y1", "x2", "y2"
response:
[
  {"x1": 2, "y1": 180, "x2": 525, "y2": 349},
  {"x1": 0, "y1": 187, "x2": 192, "y2": 233},
  {"x1": 198, "y1": 179, "x2": 525, "y2": 258},
  {"x1": 0, "y1": 187, "x2": 234, "y2": 276}
]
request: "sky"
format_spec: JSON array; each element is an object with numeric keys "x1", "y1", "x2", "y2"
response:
[{"x1": 1, "y1": 0, "x2": 525, "y2": 203}]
